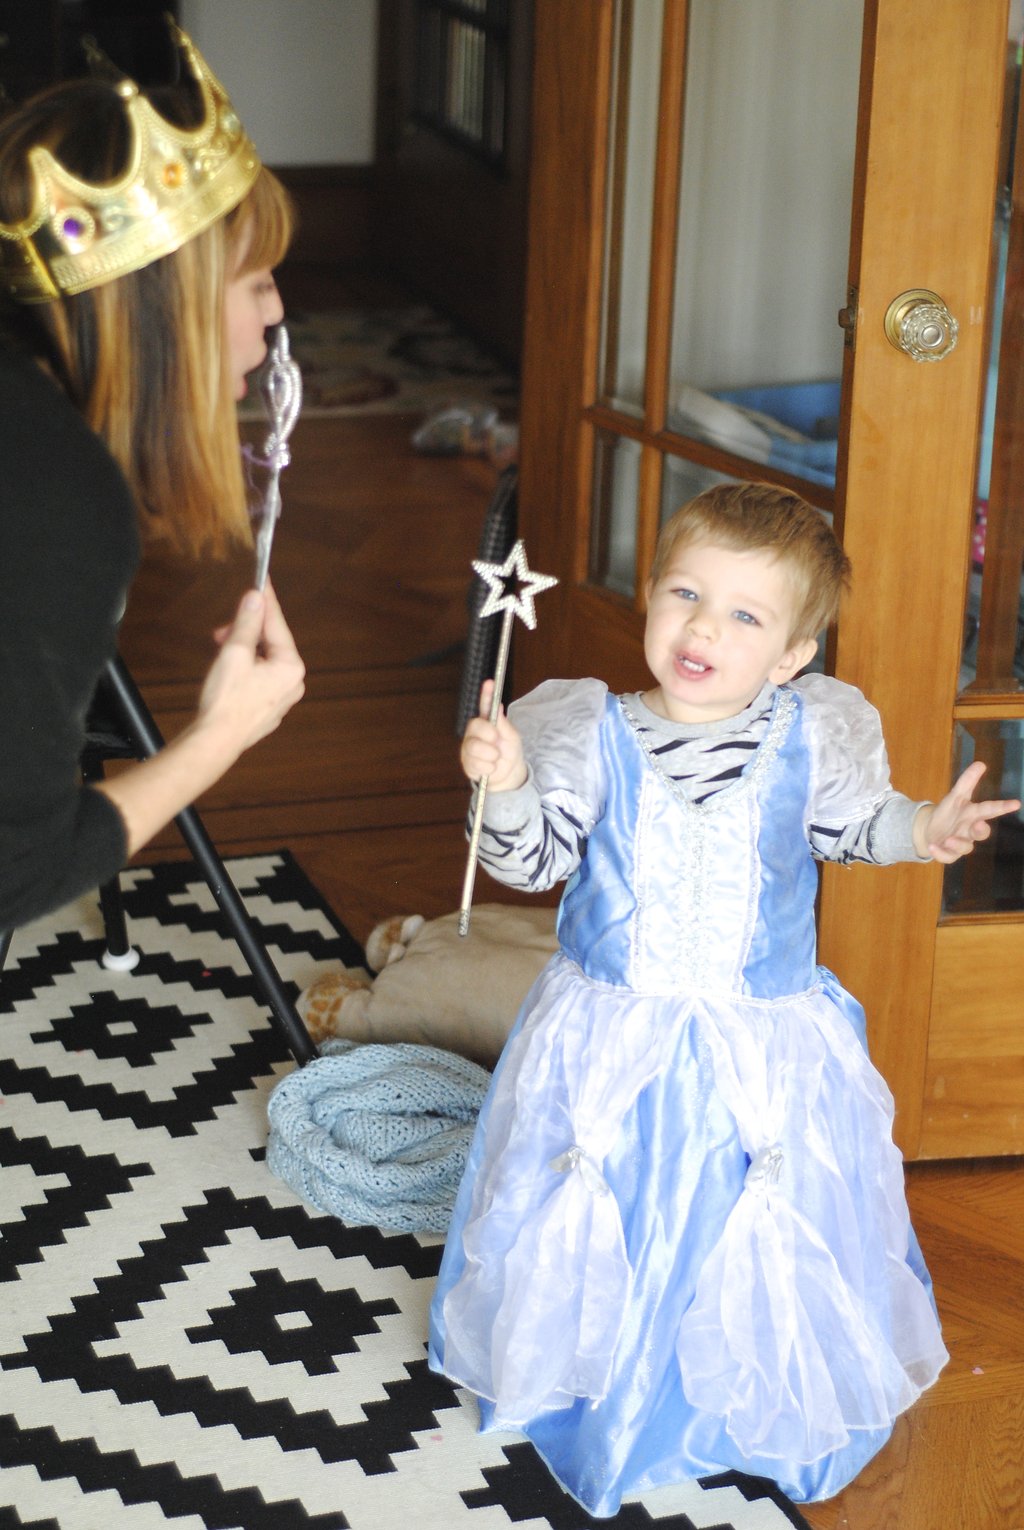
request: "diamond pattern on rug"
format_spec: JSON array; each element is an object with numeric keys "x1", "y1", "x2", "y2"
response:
[{"x1": 0, "y1": 853, "x2": 810, "y2": 1530}]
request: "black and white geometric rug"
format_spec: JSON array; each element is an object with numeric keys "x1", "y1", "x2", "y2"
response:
[{"x1": 0, "y1": 853, "x2": 812, "y2": 1530}]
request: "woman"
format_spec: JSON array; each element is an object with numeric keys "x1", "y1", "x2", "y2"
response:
[{"x1": 0, "y1": 24, "x2": 305, "y2": 931}]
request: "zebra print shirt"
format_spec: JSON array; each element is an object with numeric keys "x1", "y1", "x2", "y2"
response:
[{"x1": 629, "y1": 685, "x2": 776, "y2": 807}]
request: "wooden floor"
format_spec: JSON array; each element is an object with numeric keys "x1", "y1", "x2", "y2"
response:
[
  {"x1": 118, "y1": 266, "x2": 1024, "y2": 1530},
  {"x1": 805, "y1": 1157, "x2": 1024, "y2": 1529}
]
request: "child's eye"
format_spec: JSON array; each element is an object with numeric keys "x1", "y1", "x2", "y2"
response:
[
  {"x1": 733, "y1": 609, "x2": 759, "y2": 625},
  {"x1": 673, "y1": 588, "x2": 698, "y2": 602}
]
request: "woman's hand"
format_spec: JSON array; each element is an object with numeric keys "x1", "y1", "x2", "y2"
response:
[
  {"x1": 196, "y1": 583, "x2": 305, "y2": 752},
  {"x1": 913, "y1": 761, "x2": 1020, "y2": 863},
  {"x1": 460, "y1": 679, "x2": 527, "y2": 792},
  {"x1": 94, "y1": 584, "x2": 305, "y2": 856}
]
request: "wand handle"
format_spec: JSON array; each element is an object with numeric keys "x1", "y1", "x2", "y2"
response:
[
  {"x1": 458, "y1": 607, "x2": 515, "y2": 937},
  {"x1": 252, "y1": 325, "x2": 301, "y2": 592},
  {"x1": 253, "y1": 478, "x2": 281, "y2": 591}
]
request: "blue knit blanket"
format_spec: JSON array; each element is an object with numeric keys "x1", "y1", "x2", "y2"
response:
[{"x1": 266, "y1": 1040, "x2": 490, "y2": 1234}]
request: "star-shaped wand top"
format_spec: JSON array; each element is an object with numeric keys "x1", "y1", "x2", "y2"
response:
[
  {"x1": 472, "y1": 539, "x2": 558, "y2": 630},
  {"x1": 458, "y1": 537, "x2": 557, "y2": 937}
]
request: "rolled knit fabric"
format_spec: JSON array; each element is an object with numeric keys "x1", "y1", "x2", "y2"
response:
[{"x1": 266, "y1": 1040, "x2": 491, "y2": 1234}]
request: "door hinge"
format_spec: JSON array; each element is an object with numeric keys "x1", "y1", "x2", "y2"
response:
[{"x1": 837, "y1": 286, "x2": 858, "y2": 347}]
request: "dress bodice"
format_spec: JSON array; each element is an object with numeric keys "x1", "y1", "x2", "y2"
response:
[{"x1": 557, "y1": 689, "x2": 819, "y2": 999}]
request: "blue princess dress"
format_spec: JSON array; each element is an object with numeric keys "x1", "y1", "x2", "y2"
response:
[{"x1": 429, "y1": 676, "x2": 948, "y2": 1515}]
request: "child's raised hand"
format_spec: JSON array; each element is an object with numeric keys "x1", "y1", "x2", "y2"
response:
[
  {"x1": 460, "y1": 679, "x2": 528, "y2": 793},
  {"x1": 913, "y1": 761, "x2": 1021, "y2": 864}
]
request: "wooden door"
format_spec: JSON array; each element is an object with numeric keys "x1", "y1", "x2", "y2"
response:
[{"x1": 515, "y1": 0, "x2": 1023, "y2": 1159}]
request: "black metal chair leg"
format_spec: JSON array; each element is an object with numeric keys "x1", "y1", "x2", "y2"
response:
[
  {"x1": 172, "y1": 798, "x2": 317, "y2": 1063},
  {"x1": 95, "y1": 873, "x2": 140, "y2": 970},
  {"x1": 79, "y1": 752, "x2": 140, "y2": 971},
  {"x1": 0, "y1": 928, "x2": 12, "y2": 973},
  {"x1": 99, "y1": 656, "x2": 317, "y2": 1066}
]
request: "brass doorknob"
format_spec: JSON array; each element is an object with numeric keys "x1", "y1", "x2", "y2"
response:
[{"x1": 884, "y1": 289, "x2": 959, "y2": 362}]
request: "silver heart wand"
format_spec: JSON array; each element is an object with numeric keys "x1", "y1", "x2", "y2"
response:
[
  {"x1": 458, "y1": 539, "x2": 557, "y2": 936},
  {"x1": 253, "y1": 325, "x2": 302, "y2": 590}
]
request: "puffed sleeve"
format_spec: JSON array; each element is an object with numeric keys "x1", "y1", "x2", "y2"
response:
[
  {"x1": 473, "y1": 677, "x2": 608, "y2": 891},
  {"x1": 790, "y1": 672, "x2": 894, "y2": 829}
]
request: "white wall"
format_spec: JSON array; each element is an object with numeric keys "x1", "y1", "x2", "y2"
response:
[{"x1": 180, "y1": 0, "x2": 378, "y2": 165}]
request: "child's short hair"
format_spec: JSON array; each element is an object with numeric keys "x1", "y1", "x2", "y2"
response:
[{"x1": 650, "y1": 482, "x2": 851, "y2": 641}]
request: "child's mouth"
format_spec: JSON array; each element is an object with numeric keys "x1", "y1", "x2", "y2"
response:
[{"x1": 677, "y1": 654, "x2": 711, "y2": 676}]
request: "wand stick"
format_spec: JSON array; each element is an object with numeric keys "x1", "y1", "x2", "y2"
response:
[
  {"x1": 253, "y1": 325, "x2": 302, "y2": 591},
  {"x1": 458, "y1": 605, "x2": 515, "y2": 936},
  {"x1": 457, "y1": 539, "x2": 556, "y2": 937}
]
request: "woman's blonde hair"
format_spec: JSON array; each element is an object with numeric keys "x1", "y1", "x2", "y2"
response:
[
  {"x1": 650, "y1": 482, "x2": 851, "y2": 641},
  {"x1": 0, "y1": 76, "x2": 294, "y2": 558}
]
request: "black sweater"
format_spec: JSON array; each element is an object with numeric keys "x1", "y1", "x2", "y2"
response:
[{"x1": 0, "y1": 342, "x2": 139, "y2": 929}]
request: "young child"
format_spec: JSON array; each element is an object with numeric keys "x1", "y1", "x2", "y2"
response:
[{"x1": 428, "y1": 482, "x2": 1019, "y2": 1516}]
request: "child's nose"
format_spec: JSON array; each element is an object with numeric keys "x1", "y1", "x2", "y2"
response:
[{"x1": 687, "y1": 604, "x2": 717, "y2": 639}]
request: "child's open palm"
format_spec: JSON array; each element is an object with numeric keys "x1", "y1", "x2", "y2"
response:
[{"x1": 914, "y1": 760, "x2": 1020, "y2": 864}]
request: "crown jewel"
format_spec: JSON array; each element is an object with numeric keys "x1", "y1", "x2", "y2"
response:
[{"x1": 0, "y1": 24, "x2": 261, "y2": 303}]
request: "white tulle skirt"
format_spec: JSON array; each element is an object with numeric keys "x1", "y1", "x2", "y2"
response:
[{"x1": 429, "y1": 955, "x2": 947, "y2": 1515}]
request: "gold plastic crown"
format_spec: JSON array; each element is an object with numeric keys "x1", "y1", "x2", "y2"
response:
[{"x1": 0, "y1": 24, "x2": 260, "y2": 303}]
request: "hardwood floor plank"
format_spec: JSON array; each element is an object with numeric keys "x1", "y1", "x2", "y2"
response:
[
  {"x1": 287, "y1": 824, "x2": 553, "y2": 942},
  {"x1": 119, "y1": 415, "x2": 497, "y2": 689},
  {"x1": 799, "y1": 1157, "x2": 1024, "y2": 1528},
  {"x1": 118, "y1": 687, "x2": 466, "y2": 809}
]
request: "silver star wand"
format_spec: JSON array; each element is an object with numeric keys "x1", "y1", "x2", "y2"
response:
[
  {"x1": 458, "y1": 540, "x2": 557, "y2": 937},
  {"x1": 253, "y1": 325, "x2": 302, "y2": 590}
]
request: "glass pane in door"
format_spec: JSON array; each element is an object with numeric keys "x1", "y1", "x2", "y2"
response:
[
  {"x1": 659, "y1": 456, "x2": 732, "y2": 522},
  {"x1": 947, "y1": 5, "x2": 1024, "y2": 916},
  {"x1": 962, "y1": 4, "x2": 1024, "y2": 696},
  {"x1": 598, "y1": 0, "x2": 665, "y2": 418},
  {"x1": 667, "y1": 0, "x2": 862, "y2": 486},
  {"x1": 589, "y1": 431, "x2": 643, "y2": 597},
  {"x1": 944, "y1": 719, "x2": 1024, "y2": 913}
]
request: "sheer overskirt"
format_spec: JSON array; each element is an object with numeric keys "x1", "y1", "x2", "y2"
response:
[{"x1": 431, "y1": 961, "x2": 946, "y2": 1511}]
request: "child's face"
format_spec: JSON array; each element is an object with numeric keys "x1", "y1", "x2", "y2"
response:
[{"x1": 643, "y1": 541, "x2": 817, "y2": 724}]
